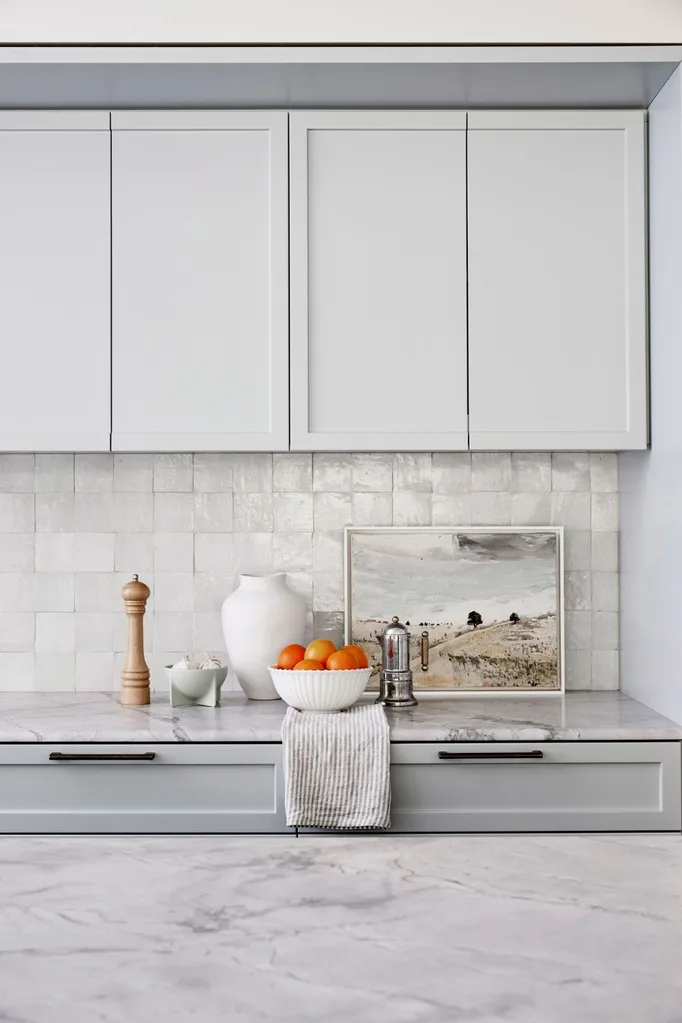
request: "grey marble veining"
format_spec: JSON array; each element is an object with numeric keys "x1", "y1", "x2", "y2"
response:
[
  {"x1": 384, "y1": 690, "x2": 682, "y2": 742},
  {"x1": 0, "y1": 690, "x2": 678, "y2": 743},
  {"x1": 1, "y1": 832, "x2": 681, "y2": 1023}
]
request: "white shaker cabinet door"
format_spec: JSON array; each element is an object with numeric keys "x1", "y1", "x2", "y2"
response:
[
  {"x1": 468, "y1": 110, "x2": 647, "y2": 451},
  {"x1": 0, "y1": 112, "x2": 111, "y2": 451},
  {"x1": 290, "y1": 111, "x2": 469, "y2": 452},
  {"x1": 111, "y1": 111, "x2": 288, "y2": 452}
]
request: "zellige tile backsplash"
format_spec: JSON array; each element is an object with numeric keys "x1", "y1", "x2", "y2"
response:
[{"x1": 0, "y1": 452, "x2": 618, "y2": 693}]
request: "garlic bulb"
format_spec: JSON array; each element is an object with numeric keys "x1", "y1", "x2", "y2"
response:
[
  {"x1": 199, "y1": 653, "x2": 222, "y2": 670},
  {"x1": 171, "y1": 655, "x2": 198, "y2": 671}
]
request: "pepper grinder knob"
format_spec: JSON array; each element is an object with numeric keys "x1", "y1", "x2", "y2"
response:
[{"x1": 120, "y1": 574, "x2": 151, "y2": 706}]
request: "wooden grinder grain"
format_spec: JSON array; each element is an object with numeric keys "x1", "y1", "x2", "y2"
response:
[{"x1": 120, "y1": 574, "x2": 151, "y2": 706}]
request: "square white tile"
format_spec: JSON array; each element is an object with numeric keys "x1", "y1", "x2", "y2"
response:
[
  {"x1": 273, "y1": 453, "x2": 313, "y2": 493},
  {"x1": 35, "y1": 612, "x2": 75, "y2": 653},
  {"x1": 115, "y1": 533, "x2": 154, "y2": 574},
  {"x1": 352, "y1": 454, "x2": 393, "y2": 493},
  {"x1": 114, "y1": 454, "x2": 154, "y2": 492},
  {"x1": 35, "y1": 454, "x2": 74, "y2": 494},
  {"x1": 1, "y1": 493, "x2": 35, "y2": 532},
  {"x1": 34, "y1": 574, "x2": 74, "y2": 612},
  {"x1": 154, "y1": 493, "x2": 194, "y2": 532},
  {"x1": 153, "y1": 454, "x2": 193, "y2": 493},
  {"x1": 194, "y1": 533, "x2": 235, "y2": 575},
  {"x1": 313, "y1": 454, "x2": 353, "y2": 493},
  {"x1": 193, "y1": 454, "x2": 233, "y2": 493},
  {"x1": 0, "y1": 651, "x2": 35, "y2": 690},
  {"x1": 0, "y1": 455, "x2": 34, "y2": 494},
  {"x1": 153, "y1": 533, "x2": 194, "y2": 573},
  {"x1": 0, "y1": 613, "x2": 34, "y2": 652},
  {"x1": 274, "y1": 493, "x2": 314, "y2": 532},
  {"x1": 194, "y1": 493, "x2": 233, "y2": 533},
  {"x1": 0, "y1": 533, "x2": 34, "y2": 572},
  {"x1": 75, "y1": 652, "x2": 116, "y2": 692},
  {"x1": 75, "y1": 454, "x2": 113, "y2": 493},
  {"x1": 234, "y1": 493, "x2": 274, "y2": 533}
]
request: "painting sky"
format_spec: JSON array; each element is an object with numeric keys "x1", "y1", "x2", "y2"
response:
[{"x1": 351, "y1": 530, "x2": 558, "y2": 625}]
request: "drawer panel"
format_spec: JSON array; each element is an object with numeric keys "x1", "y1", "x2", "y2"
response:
[
  {"x1": 392, "y1": 761, "x2": 662, "y2": 814},
  {"x1": 0, "y1": 745, "x2": 288, "y2": 834},
  {"x1": 390, "y1": 742, "x2": 681, "y2": 833}
]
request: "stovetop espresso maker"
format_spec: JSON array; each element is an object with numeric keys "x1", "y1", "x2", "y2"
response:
[{"x1": 376, "y1": 616, "x2": 418, "y2": 708}]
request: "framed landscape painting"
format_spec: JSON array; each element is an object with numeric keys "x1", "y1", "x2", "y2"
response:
[{"x1": 345, "y1": 526, "x2": 564, "y2": 694}]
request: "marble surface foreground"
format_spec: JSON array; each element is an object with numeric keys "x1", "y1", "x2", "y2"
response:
[
  {"x1": 1, "y1": 833, "x2": 681, "y2": 1023},
  {"x1": 0, "y1": 690, "x2": 679, "y2": 742}
]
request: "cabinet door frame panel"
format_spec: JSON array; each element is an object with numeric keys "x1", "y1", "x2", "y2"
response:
[
  {"x1": 289, "y1": 109, "x2": 469, "y2": 452},
  {"x1": 0, "y1": 110, "x2": 111, "y2": 452},
  {"x1": 111, "y1": 109, "x2": 289, "y2": 453},
  {"x1": 0, "y1": 743, "x2": 288, "y2": 834},
  {"x1": 467, "y1": 108, "x2": 647, "y2": 452},
  {"x1": 389, "y1": 740, "x2": 680, "y2": 832}
]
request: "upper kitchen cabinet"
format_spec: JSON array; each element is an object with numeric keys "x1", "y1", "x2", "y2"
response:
[
  {"x1": 0, "y1": 112, "x2": 110, "y2": 451},
  {"x1": 467, "y1": 110, "x2": 648, "y2": 451},
  {"x1": 111, "y1": 111, "x2": 289, "y2": 451},
  {"x1": 289, "y1": 111, "x2": 468, "y2": 451}
]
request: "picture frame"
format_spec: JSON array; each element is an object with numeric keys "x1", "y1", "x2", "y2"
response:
[{"x1": 344, "y1": 526, "x2": 565, "y2": 695}]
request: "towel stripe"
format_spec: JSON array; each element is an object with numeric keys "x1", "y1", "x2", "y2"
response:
[{"x1": 282, "y1": 704, "x2": 390, "y2": 830}]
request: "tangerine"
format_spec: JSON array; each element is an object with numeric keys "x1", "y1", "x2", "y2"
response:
[
  {"x1": 293, "y1": 659, "x2": 326, "y2": 671},
  {"x1": 276, "y1": 644, "x2": 306, "y2": 670},
  {"x1": 304, "y1": 638, "x2": 337, "y2": 665},
  {"x1": 340, "y1": 644, "x2": 369, "y2": 669},
  {"x1": 326, "y1": 649, "x2": 360, "y2": 670}
]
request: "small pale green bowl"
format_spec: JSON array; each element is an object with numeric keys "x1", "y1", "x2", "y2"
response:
[{"x1": 166, "y1": 665, "x2": 228, "y2": 708}]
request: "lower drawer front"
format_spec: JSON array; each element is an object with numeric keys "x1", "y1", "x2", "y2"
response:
[
  {"x1": 2, "y1": 741, "x2": 678, "y2": 835},
  {"x1": 390, "y1": 742, "x2": 681, "y2": 833},
  {"x1": 0, "y1": 745, "x2": 287, "y2": 834}
]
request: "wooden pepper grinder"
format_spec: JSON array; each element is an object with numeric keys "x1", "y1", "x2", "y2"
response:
[{"x1": 121, "y1": 575, "x2": 151, "y2": 706}]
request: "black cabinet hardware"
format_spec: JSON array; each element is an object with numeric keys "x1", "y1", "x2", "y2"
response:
[{"x1": 49, "y1": 752, "x2": 156, "y2": 762}]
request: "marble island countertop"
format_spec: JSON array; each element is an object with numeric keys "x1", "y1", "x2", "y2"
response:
[
  {"x1": 0, "y1": 690, "x2": 679, "y2": 743},
  {"x1": 2, "y1": 832, "x2": 682, "y2": 1023}
]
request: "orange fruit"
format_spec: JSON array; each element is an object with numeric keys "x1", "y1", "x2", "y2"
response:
[
  {"x1": 276, "y1": 644, "x2": 306, "y2": 670},
  {"x1": 326, "y1": 649, "x2": 360, "y2": 671},
  {"x1": 304, "y1": 638, "x2": 337, "y2": 666},
  {"x1": 340, "y1": 644, "x2": 369, "y2": 669},
  {"x1": 293, "y1": 659, "x2": 325, "y2": 671}
]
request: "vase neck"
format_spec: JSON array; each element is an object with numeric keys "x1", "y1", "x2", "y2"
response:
[{"x1": 238, "y1": 573, "x2": 287, "y2": 593}]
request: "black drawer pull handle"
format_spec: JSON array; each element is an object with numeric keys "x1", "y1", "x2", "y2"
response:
[
  {"x1": 437, "y1": 750, "x2": 543, "y2": 761},
  {"x1": 49, "y1": 752, "x2": 156, "y2": 762}
]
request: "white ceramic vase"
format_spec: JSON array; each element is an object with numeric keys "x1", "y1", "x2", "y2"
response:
[{"x1": 221, "y1": 573, "x2": 306, "y2": 700}]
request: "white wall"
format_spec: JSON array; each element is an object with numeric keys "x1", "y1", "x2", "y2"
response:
[
  {"x1": 1, "y1": 0, "x2": 682, "y2": 44},
  {"x1": 620, "y1": 65, "x2": 682, "y2": 723}
]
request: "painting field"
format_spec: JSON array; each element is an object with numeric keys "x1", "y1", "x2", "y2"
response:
[
  {"x1": 355, "y1": 614, "x2": 557, "y2": 690},
  {"x1": 348, "y1": 529, "x2": 561, "y2": 692}
]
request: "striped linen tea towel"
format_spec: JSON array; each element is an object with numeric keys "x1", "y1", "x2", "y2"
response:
[{"x1": 281, "y1": 703, "x2": 391, "y2": 830}]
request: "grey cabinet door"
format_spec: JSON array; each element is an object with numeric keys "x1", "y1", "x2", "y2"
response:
[
  {"x1": 0, "y1": 745, "x2": 288, "y2": 834},
  {"x1": 467, "y1": 110, "x2": 647, "y2": 452},
  {"x1": 390, "y1": 741, "x2": 681, "y2": 833},
  {"x1": 112, "y1": 111, "x2": 289, "y2": 452},
  {"x1": 0, "y1": 112, "x2": 111, "y2": 451},
  {"x1": 289, "y1": 110, "x2": 468, "y2": 452}
]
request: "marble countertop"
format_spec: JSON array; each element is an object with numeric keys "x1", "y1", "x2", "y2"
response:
[
  {"x1": 1, "y1": 832, "x2": 681, "y2": 1022},
  {"x1": 0, "y1": 690, "x2": 679, "y2": 743}
]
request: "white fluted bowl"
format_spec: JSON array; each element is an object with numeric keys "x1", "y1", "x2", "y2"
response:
[{"x1": 268, "y1": 666, "x2": 371, "y2": 712}]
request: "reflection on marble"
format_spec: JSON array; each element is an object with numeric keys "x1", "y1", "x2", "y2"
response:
[
  {"x1": 0, "y1": 691, "x2": 679, "y2": 743},
  {"x1": 1, "y1": 833, "x2": 681, "y2": 1023}
]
